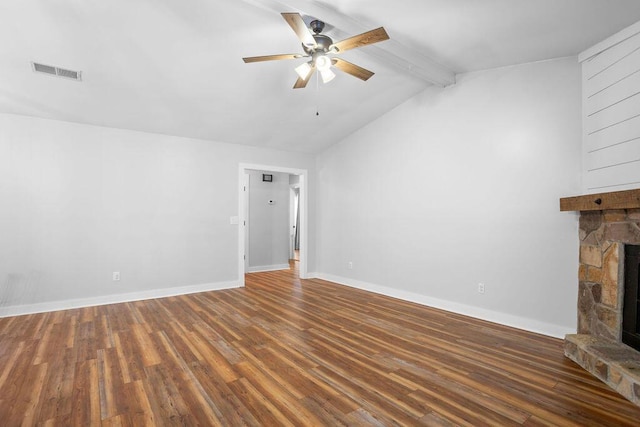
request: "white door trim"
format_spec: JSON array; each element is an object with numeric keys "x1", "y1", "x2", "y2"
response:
[{"x1": 238, "y1": 163, "x2": 309, "y2": 286}]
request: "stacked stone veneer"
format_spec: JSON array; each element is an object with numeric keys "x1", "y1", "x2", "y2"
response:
[
  {"x1": 577, "y1": 209, "x2": 640, "y2": 339},
  {"x1": 564, "y1": 208, "x2": 640, "y2": 405}
]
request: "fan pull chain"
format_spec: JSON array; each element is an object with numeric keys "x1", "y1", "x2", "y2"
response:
[{"x1": 316, "y1": 71, "x2": 320, "y2": 116}]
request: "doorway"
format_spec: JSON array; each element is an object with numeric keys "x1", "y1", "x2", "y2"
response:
[{"x1": 238, "y1": 164, "x2": 308, "y2": 286}]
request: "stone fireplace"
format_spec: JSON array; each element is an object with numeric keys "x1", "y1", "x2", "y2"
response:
[{"x1": 560, "y1": 189, "x2": 640, "y2": 406}]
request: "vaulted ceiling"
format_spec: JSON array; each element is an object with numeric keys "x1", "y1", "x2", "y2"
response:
[{"x1": 2, "y1": 0, "x2": 640, "y2": 153}]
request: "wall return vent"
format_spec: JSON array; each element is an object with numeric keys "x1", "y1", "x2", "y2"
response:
[{"x1": 32, "y1": 62, "x2": 82, "y2": 81}]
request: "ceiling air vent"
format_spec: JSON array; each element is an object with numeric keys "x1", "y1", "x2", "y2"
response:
[{"x1": 32, "y1": 62, "x2": 82, "y2": 81}]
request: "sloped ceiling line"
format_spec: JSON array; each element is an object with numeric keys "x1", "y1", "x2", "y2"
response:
[{"x1": 239, "y1": 0, "x2": 457, "y2": 86}]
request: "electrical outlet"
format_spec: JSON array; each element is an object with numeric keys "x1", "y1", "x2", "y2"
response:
[
  {"x1": 348, "y1": 261, "x2": 353, "y2": 270},
  {"x1": 478, "y1": 283, "x2": 485, "y2": 294},
  {"x1": 113, "y1": 272, "x2": 120, "y2": 281}
]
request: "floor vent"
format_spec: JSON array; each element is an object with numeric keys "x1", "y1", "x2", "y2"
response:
[{"x1": 32, "y1": 62, "x2": 82, "y2": 81}]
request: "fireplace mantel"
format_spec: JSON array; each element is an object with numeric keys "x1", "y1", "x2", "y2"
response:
[{"x1": 560, "y1": 188, "x2": 640, "y2": 212}]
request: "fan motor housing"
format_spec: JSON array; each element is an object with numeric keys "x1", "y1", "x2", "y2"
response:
[{"x1": 303, "y1": 34, "x2": 333, "y2": 54}]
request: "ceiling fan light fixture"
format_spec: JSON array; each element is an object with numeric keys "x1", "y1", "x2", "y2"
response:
[
  {"x1": 243, "y1": 13, "x2": 389, "y2": 89},
  {"x1": 315, "y1": 55, "x2": 332, "y2": 71},
  {"x1": 295, "y1": 62, "x2": 313, "y2": 79},
  {"x1": 320, "y1": 68, "x2": 335, "y2": 84}
]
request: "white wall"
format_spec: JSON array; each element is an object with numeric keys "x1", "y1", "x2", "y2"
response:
[
  {"x1": 0, "y1": 114, "x2": 315, "y2": 315},
  {"x1": 247, "y1": 170, "x2": 290, "y2": 272},
  {"x1": 315, "y1": 57, "x2": 582, "y2": 337}
]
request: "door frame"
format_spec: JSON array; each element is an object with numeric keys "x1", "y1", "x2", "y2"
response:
[
  {"x1": 238, "y1": 163, "x2": 309, "y2": 286},
  {"x1": 243, "y1": 173, "x2": 250, "y2": 273},
  {"x1": 289, "y1": 185, "x2": 300, "y2": 260}
]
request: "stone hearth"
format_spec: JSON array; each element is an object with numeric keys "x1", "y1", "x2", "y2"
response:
[{"x1": 560, "y1": 190, "x2": 640, "y2": 406}]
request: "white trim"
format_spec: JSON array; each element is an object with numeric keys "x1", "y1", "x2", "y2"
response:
[
  {"x1": 238, "y1": 166, "x2": 246, "y2": 286},
  {"x1": 0, "y1": 280, "x2": 240, "y2": 318},
  {"x1": 247, "y1": 264, "x2": 290, "y2": 273},
  {"x1": 316, "y1": 273, "x2": 574, "y2": 339},
  {"x1": 238, "y1": 163, "x2": 309, "y2": 288},
  {"x1": 243, "y1": 173, "x2": 250, "y2": 274},
  {"x1": 579, "y1": 20, "x2": 640, "y2": 63}
]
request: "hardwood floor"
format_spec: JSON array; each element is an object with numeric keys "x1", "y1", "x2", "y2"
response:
[{"x1": 1, "y1": 264, "x2": 639, "y2": 426}]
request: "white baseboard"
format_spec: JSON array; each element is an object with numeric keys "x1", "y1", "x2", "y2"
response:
[
  {"x1": 0, "y1": 280, "x2": 241, "y2": 318},
  {"x1": 316, "y1": 273, "x2": 574, "y2": 339},
  {"x1": 247, "y1": 264, "x2": 290, "y2": 273},
  {"x1": 2, "y1": 272, "x2": 574, "y2": 339}
]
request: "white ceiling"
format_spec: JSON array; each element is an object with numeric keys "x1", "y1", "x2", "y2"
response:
[{"x1": 2, "y1": 0, "x2": 640, "y2": 153}]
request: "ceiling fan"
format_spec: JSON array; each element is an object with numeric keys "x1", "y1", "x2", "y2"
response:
[{"x1": 243, "y1": 13, "x2": 389, "y2": 89}]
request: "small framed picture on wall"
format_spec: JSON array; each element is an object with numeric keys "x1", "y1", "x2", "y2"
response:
[{"x1": 262, "y1": 174, "x2": 273, "y2": 182}]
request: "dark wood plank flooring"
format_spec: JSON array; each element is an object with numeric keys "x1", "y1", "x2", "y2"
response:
[{"x1": 1, "y1": 262, "x2": 639, "y2": 426}]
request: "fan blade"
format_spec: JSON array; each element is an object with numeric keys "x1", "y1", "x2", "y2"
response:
[
  {"x1": 243, "y1": 54, "x2": 303, "y2": 63},
  {"x1": 293, "y1": 66, "x2": 316, "y2": 89},
  {"x1": 332, "y1": 58, "x2": 374, "y2": 81},
  {"x1": 293, "y1": 77, "x2": 308, "y2": 89},
  {"x1": 331, "y1": 27, "x2": 389, "y2": 53},
  {"x1": 282, "y1": 13, "x2": 317, "y2": 48}
]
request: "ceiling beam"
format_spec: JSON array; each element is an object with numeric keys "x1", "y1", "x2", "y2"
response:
[{"x1": 240, "y1": 0, "x2": 456, "y2": 87}]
